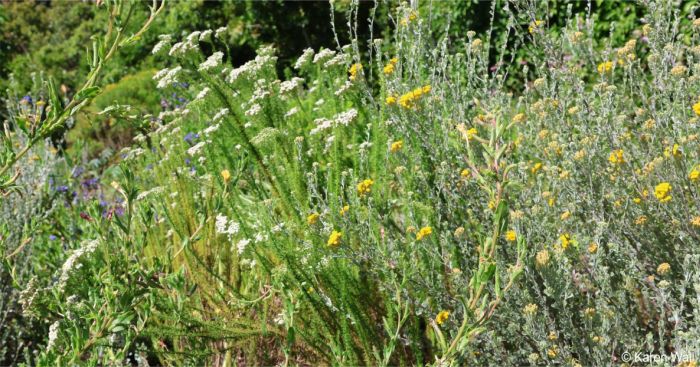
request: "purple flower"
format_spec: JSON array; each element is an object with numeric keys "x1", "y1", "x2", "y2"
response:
[
  {"x1": 81, "y1": 177, "x2": 99, "y2": 189},
  {"x1": 184, "y1": 132, "x2": 199, "y2": 145},
  {"x1": 20, "y1": 95, "x2": 33, "y2": 105},
  {"x1": 71, "y1": 166, "x2": 84, "y2": 178},
  {"x1": 56, "y1": 185, "x2": 69, "y2": 193},
  {"x1": 49, "y1": 235, "x2": 57, "y2": 241}
]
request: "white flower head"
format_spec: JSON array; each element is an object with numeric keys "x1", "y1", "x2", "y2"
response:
[
  {"x1": 199, "y1": 51, "x2": 224, "y2": 72},
  {"x1": 295, "y1": 48, "x2": 315, "y2": 69},
  {"x1": 215, "y1": 26, "x2": 228, "y2": 39}
]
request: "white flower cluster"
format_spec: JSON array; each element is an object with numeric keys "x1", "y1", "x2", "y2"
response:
[
  {"x1": 195, "y1": 87, "x2": 210, "y2": 101},
  {"x1": 152, "y1": 34, "x2": 172, "y2": 55},
  {"x1": 215, "y1": 214, "x2": 240, "y2": 236},
  {"x1": 226, "y1": 53, "x2": 277, "y2": 83},
  {"x1": 309, "y1": 108, "x2": 358, "y2": 135},
  {"x1": 169, "y1": 31, "x2": 200, "y2": 57},
  {"x1": 245, "y1": 103, "x2": 262, "y2": 117},
  {"x1": 324, "y1": 53, "x2": 349, "y2": 67},
  {"x1": 154, "y1": 66, "x2": 183, "y2": 89},
  {"x1": 284, "y1": 107, "x2": 299, "y2": 118},
  {"x1": 335, "y1": 80, "x2": 352, "y2": 96},
  {"x1": 199, "y1": 29, "x2": 213, "y2": 42},
  {"x1": 187, "y1": 141, "x2": 208, "y2": 156},
  {"x1": 334, "y1": 108, "x2": 358, "y2": 126},
  {"x1": 47, "y1": 321, "x2": 60, "y2": 350},
  {"x1": 250, "y1": 79, "x2": 271, "y2": 102},
  {"x1": 136, "y1": 186, "x2": 164, "y2": 201},
  {"x1": 295, "y1": 48, "x2": 315, "y2": 69},
  {"x1": 201, "y1": 123, "x2": 220, "y2": 136},
  {"x1": 213, "y1": 108, "x2": 229, "y2": 122},
  {"x1": 215, "y1": 26, "x2": 227, "y2": 39},
  {"x1": 279, "y1": 77, "x2": 304, "y2": 95},
  {"x1": 313, "y1": 48, "x2": 336, "y2": 64},
  {"x1": 198, "y1": 51, "x2": 224, "y2": 72},
  {"x1": 57, "y1": 240, "x2": 99, "y2": 292},
  {"x1": 236, "y1": 238, "x2": 251, "y2": 255},
  {"x1": 121, "y1": 147, "x2": 146, "y2": 161}
]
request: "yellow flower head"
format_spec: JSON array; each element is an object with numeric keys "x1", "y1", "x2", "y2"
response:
[
  {"x1": 416, "y1": 226, "x2": 433, "y2": 240},
  {"x1": 307, "y1": 213, "x2": 320, "y2": 225},
  {"x1": 466, "y1": 127, "x2": 478, "y2": 140},
  {"x1": 436, "y1": 310, "x2": 450, "y2": 325},
  {"x1": 559, "y1": 233, "x2": 571, "y2": 249},
  {"x1": 529, "y1": 20, "x2": 543, "y2": 34},
  {"x1": 390, "y1": 140, "x2": 404, "y2": 153},
  {"x1": 693, "y1": 101, "x2": 700, "y2": 117},
  {"x1": 588, "y1": 243, "x2": 598, "y2": 254},
  {"x1": 340, "y1": 205, "x2": 350, "y2": 216},
  {"x1": 505, "y1": 230, "x2": 517, "y2": 242},
  {"x1": 383, "y1": 63, "x2": 395, "y2": 75},
  {"x1": 657, "y1": 262, "x2": 671, "y2": 275},
  {"x1": 597, "y1": 61, "x2": 614, "y2": 74},
  {"x1": 357, "y1": 179, "x2": 374, "y2": 196},
  {"x1": 349, "y1": 63, "x2": 362, "y2": 81},
  {"x1": 608, "y1": 149, "x2": 624, "y2": 166},
  {"x1": 460, "y1": 169, "x2": 471, "y2": 178},
  {"x1": 386, "y1": 95, "x2": 397, "y2": 105},
  {"x1": 689, "y1": 168, "x2": 700, "y2": 181},
  {"x1": 654, "y1": 182, "x2": 672, "y2": 202},
  {"x1": 531, "y1": 163, "x2": 543, "y2": 174},
  {"x1": 512, "y1": 113, "x2": 526, "y2": 123},
  {"x1": 221, "y1": 169, "x2": 231, "y2": 183},
  {"x1": 327, "y1": 230, "x2": 342, "y2": 248},
  {"x1": 690, "y1": 216, "x2": 700, "y2": 227}
]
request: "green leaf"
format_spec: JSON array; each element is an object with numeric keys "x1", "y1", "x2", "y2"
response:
[
  {"x1": 479, "y1": 263, "x2": 496, "y2": 283},
  {"x1": 75, "y1": 86, "x2": 102, "y2": 101}
]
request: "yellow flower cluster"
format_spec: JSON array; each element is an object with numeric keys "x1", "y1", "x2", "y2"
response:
[
  {"x1": 597, "y1": 61, "x2": 614, "y2": 74},
  {"x1": 512, "y1": 113, "x2": 526, "y2": 123},
  {"x1": 390, "y1": 140, "x2": 403, "y2": 153},
  {"x1": 307, "y1": 213, "x2": 320, "y2": 225},
  {"x1": 559, "y1": 233, "x2": 571, "y2": 249},
  {"x1": 608, "y1": 149, "x2": 624, "y2": 166},
  {"x1": 416, "y1": 226, "x2": 433, "y2": 240},
  {"x1": 349, "y1": 63, "x2": 362, "y2": 81},
  {"x1": 357, "y1": 179, "x2": 374, "y2": 196},
  {"x1": 654, "y1": 182, "x2": 671, "y2": 202},
  {"x1": 528, "y1": 20, "x2": 543, "y2": 34},
  {"x1": 398, "y1": 85, "x2": 431, "y2": 109},
  {"x1": 400, "y1": 11, "x2": 418, "y2": 26},
  {"x1": 690, "y1": 167, "x2": 700, "y2": 181},
  {"x1": 656, "y1": 262, "x2": 671, "y2": 275},
  {"x1": 383, "y1": 57, "x2": 398, "y2": 75},
  {"x1": 693, "y1": 100, "x2": 700, "y2": 116},
  {"x1": 435, "y1": 310, "x2": 450, "y2": 325},
  {"x1": 456, "y1": 123, "x2": 478, "y2": 142},
  {"x1": 327, "y1": 230, "x2": 342, "y2": 248},
  {"x1": 505, "y1": 230, "x2": 517, "y2": 242},
  {"x1": 221, "y1": 169, "x2": 231, "y2": 183}
]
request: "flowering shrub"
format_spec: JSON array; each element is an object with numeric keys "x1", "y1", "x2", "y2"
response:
[{"x1": 4, "y1": 1, "x2": 700, "y2": 366}]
